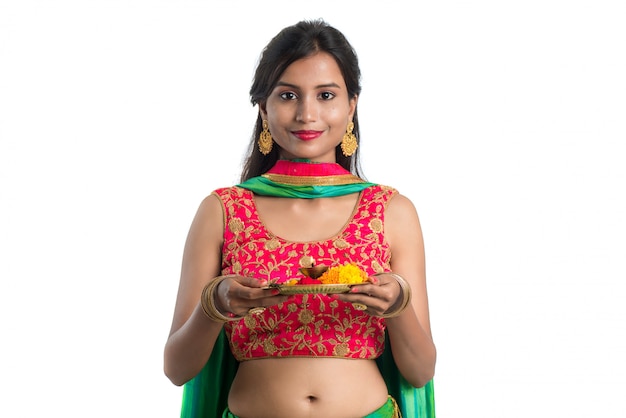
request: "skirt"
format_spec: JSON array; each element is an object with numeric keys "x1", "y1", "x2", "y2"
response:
[{"x1": 222, "y1": 395, "x2": 401, "y2": 418}]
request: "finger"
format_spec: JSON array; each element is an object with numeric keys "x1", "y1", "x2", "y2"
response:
[
  {"x1": 235, "y1": 275, "x2": 269, "y2": 288},
  {"x1": 366, "y1": 275, "x2": 379, "y2": 285},
  {"x1": 255, "y1": 292, "x2": 290, "y2": 307},
  {"x1": 336, "y1": 289, "x2": 393, "y2": 315},
  {"x1": 349, "y1": 283, "x2": 376, "y2": 295}
]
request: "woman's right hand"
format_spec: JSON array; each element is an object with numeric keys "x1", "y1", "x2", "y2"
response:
[{"x1": 213, "y1": 275, "x2": 290, "y2": 317}]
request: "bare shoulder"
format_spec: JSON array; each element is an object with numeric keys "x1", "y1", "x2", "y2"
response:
[
  {"x1": 187, "y1": 192, "x2": 225, "y2": 243},
  {"x1": 386, "y1": 191, "x2": 421, "y2": 222},
  {"x1": 198, "y1": 192, "x2": 224, "y2": 218},
  {"x1": 384, "y1": 191, "x2": 424, "y2": 250}
]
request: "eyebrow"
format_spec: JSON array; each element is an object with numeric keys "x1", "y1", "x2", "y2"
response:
[{"x1": 275, "y1": 81, "x2": 342, "y2": 89}]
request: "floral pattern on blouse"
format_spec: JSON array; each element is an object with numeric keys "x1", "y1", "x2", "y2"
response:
[{"x1": 214, "y1": 185, "x2": 397, "y2": 361}]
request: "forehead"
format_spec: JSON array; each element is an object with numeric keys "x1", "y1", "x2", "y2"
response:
[{"x1": 278, "y1": 52, "x2": 346, "y2": 87}]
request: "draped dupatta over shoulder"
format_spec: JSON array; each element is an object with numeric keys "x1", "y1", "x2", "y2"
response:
[
  {"x1": 180, "y1": 160, "x2": 436, "y2": 418},
  {"x1": 237, "y1": 159, "x2": 376, "y2": 197}
]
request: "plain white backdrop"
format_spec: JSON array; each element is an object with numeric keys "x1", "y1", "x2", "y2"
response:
[{"x1": 1, "y1": 1, "x2": 625, "y2": 416}]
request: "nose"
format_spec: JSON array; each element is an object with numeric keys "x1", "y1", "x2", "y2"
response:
[{"x1": 296, "y1": 96, "x2": 317, "y2": 123}]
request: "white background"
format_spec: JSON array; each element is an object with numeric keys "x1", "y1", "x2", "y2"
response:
[{"x1": 1, "y1": 1, "x2": 625, "y2": 417}]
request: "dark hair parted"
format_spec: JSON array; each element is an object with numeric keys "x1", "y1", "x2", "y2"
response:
[{"x1": 240, "y1": 19, "x2": 364, "y2": 182}]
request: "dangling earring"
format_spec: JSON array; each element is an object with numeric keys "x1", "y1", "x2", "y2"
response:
[
  {"x1": 340, "y1": 121, "x2": 357, "y2": 157},
  {"x1": 258, "y1": 120, "x2": 273, "y2": 155}
]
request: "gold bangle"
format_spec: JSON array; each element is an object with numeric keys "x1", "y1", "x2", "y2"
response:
[
  {"x1": 373, "y1": 272, "x2": 412, "y2": 318},
  {"x1": 200, "y1": 276, "x2": 243, "y2": 322}
]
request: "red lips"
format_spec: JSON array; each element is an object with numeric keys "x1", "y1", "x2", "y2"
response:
[{"x1": 292, "y1": 130, "x2": 323, "y2": 141}]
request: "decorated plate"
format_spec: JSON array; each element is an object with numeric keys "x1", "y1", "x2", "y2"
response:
[
  {"x1": 263, "y1": 264, "x2": 370, "y2": 294},
  {"x1": 268, "y1": 283, "x2": 354, "y2": 295}
]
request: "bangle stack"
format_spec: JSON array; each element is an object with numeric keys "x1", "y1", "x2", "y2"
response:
[
  {"x1": 200, "y1": 276, "x2": 243, "y2": 323},
  {"x1": 373, "y1": 272, "x2": 412, "y2": 318}
]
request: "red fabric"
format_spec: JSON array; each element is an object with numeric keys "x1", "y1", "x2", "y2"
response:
[
  {"x1": 266, "y1": 159, "x2": 351, "y2": 177},
  {"x1": 214, "y1": 185, "x2": 397, "y2": 360}
]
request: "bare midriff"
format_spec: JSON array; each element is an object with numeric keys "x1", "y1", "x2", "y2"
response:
[{"x1": 228, "y1": 357, "x2": 389, "y2": 418}]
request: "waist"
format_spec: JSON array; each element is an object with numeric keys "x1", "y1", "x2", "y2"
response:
[{"x1": 228, "y1": 357, "x2": 389, "y2": 418}]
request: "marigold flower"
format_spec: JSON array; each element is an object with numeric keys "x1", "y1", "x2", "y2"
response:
[{"x1": 318, "y1": 263, "x2": 368, "y2": 284}]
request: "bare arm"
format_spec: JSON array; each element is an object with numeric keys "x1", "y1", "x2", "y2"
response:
[
  {"x1": 163, "y1": 194, "x2": 226, "y2": 386},
  {"x1": 333, "y1": 192, "x2": 436, "y2": 387},
  {"x1": 163, "y1": 194, "x2": 290, "y2": 386},
  {"x1": 382, "y1": 193, "x2": 436, "y2": 387}
]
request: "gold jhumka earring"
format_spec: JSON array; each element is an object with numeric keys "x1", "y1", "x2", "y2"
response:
[
  {"x1": 258, "y1": 120, "x2": 273, "y2": 155},
  {"x1": 340, "y1": 121, "x2": 357, "y2": 156}
]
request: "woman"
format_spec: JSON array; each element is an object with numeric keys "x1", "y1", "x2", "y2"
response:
[{"x1": 164, "y1": 19, "x2": 436, "y2": 418}]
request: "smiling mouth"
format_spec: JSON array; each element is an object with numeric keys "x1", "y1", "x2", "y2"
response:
[{"x1": 292, "y1": 130, "x2": 323, "y2": 141}]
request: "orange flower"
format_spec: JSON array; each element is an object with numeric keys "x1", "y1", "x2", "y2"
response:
[{"x1": 319, "y1": 263, "x2": 368, "y2": 284}]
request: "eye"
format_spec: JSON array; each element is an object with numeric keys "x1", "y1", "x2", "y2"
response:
[
  {"x1": 279, "y1": 91, "x2": 297, "y2": 100},
  {"x1": 319, "y1": 91, "x2": 335, "y2": 100}
]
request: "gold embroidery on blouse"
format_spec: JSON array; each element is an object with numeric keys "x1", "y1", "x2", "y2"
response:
[
  {"x1": 265, "y1": 238, "x2": 280, "y2": 251},
  {"x1": 217, "y1": 185, "x2": 396, "y2": 360},
  {"x1": 228, "y1": 217, "x2": 244, "y2": 233},
  {"x1": 333, "y1": 238, "x2": 349, "y2": 249},
  {"x1": 369, "y1": 218, "x2": 383, "y2": 233},
  {"x1": 371, "y1": 260, "x2": 384, "y2": 273},
  {"x1": 298, "y1": 309, "x2": 315, "y2": 325},
  {"x1": 263, "y1": 339, "x2": 278, "y2": 356},
  {"x1": 334, "y1": 342, "x2": 349, "y2": 356}
]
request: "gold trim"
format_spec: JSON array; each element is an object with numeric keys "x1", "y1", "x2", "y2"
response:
[
  {"x1": 262, "y1": 173, "x2": 365, "y2": 186},
  {"x1": 389, "y1": 395, "x2": 402, "y2": 418},
  {"x1": 268, "y1": 283, "x2": 355, "y2": 295}
]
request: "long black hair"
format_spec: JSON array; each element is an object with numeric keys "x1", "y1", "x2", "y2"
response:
[{"x1": 240, "y1": 19, "x2": 364, "y2": 182}]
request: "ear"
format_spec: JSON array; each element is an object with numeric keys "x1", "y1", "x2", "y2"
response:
[
  {"x1": 259, "y1": 102, "x2": 268, "y2": 120},
  {"x1": 348, "y1": 95, "x2": 358, "y2": 120}
]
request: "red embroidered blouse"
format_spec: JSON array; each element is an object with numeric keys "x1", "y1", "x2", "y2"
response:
[{"x1": 215, "y1": 185, "x2": 397, "y2": 361}]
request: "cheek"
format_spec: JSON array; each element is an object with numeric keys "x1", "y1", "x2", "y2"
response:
[
  {"x1": 326, "y1": 107, "x2": 350, "y2": 127},
  {"x1": 267, "y1": 114, "x2": 288, "y2": 134},
  {"x1": 266, "y1": 103, "x2": 292, "y2": 125},
  {"x1": 326, "y1": 101, "x2": 353, "y2": 120}
]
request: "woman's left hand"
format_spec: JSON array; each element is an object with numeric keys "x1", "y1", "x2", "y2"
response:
[{"x1": 334, "y1": 274, "x2": 402, "y2": 317}]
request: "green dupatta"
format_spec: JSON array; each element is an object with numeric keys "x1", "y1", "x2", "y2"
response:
[{"x1": 180, "y1": 160, "x2": 435, "y2": 417}]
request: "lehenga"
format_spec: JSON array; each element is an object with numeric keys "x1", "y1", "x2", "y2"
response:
[{"x1": 179, "y1": 160, "x2": 436, "y2": 417}]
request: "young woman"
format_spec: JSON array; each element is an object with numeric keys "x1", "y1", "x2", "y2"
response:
[{"x1": 164, "y1": 19, "x2": 436, "y2": 418}]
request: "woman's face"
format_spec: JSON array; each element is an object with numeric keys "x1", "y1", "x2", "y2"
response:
[{"x1": 260, "y1": 52, "x2": 357, "y2": 163}]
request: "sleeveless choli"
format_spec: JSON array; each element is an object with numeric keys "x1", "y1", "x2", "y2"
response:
[{"x1": 213, "y1": 184, "x2": 398, "y2": 361}]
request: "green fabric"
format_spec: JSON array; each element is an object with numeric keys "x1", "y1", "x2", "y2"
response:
[
  {"x1": 181, "y1": 330, "x2": 435, "y2": 417},
  {"x1": 376, "y1": 334, "x2": 436, "y2": 417},
  {"x1": 222, "y1": 394, "x2": 401, "y2": 417},
  {"x1": 237, "y1": 175, "x2": 376, "y2": 198},
  {"x1": 222, "y1": 408, "x2": 236, "y2": 418},
  {"x1": 363, "y1": 396, "x2": 398, "y2": 418},
  {"x1": 181, "y1": 331, "x2": 238, "y2": 418}
]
